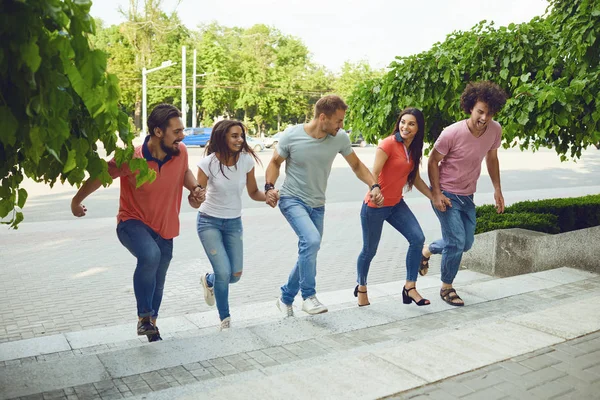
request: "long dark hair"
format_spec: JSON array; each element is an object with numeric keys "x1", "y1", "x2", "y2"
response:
[
  {"x1": 390, "y1": 107, "x2": 425, "y2": 190},
  {"x1": 205, "y1": 120, "x2": 261, "y2": 178}
]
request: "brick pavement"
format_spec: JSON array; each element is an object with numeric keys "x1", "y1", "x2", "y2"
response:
[
  {"x1": 385, "y1": 331, "x2": 600, "y2": 400},
  {"x1": 3, "y1": 272, "x2": 599, "y2": 399},
  {"x1": 0, "y1": 199, "x2": 442, "y2": 343}
]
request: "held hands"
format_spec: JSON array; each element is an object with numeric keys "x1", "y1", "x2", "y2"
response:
[
  {"x1": 369, "y1": 187, "x2": 384, "y2": 207},
  {"x1": 266, "y1": 189, "x2": 280, "y2": 208},
  {"x1": 71, "y1": 199, "x2": 87, "y2": 217},
  {"x1": 433, "y1": 193, "x2": 453, "y2": 212},
  {"x1": 188, "y1": 186, "x2": 206, "y2": 209},
  {"x1": 494, "y1": 189, "x2": 505, "y2": 214}
]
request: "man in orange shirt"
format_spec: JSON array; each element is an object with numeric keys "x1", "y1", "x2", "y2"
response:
[{"x1": 71, "y1": 104, "x2": 204, "y2": 342}]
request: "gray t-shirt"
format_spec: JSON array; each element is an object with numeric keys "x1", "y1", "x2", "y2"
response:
[{"x1": 277, "y1": 124, "x2": 353, "y2": 207}]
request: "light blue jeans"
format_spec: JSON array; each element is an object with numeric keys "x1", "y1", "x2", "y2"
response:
[
  {"x1": 357, "y1": 200, "x2": 425, "y2": 285},
  {"x1": 196, "y1": 213, "x2": 243, "y2": 321},
  {"x1": 429, "y1": 190, "x2": 476, "y2": 284},
  {"x1": 278, "y1": 196, "x2": 325, "y2": 305},
  {"x1": 116, "y1": 219, "x2": 173, "y2": 318}
]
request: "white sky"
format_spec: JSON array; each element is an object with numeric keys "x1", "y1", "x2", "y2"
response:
[{"x1": 91, "y1": 0, "x2": 550, "y2": 72}]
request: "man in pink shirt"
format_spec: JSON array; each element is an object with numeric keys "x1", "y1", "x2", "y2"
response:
[
  {"x1": 71, "y1": 104, "x2": 205, "y2": 341},
  {"x1": 423, "y1": 81, "x2": 508, "y2": 306}
]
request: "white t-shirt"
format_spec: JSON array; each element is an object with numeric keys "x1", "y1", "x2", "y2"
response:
[{"x1": 197, "y1": 152, "x2": 255, "y2": 218}]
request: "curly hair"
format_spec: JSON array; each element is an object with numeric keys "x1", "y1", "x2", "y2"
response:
[{"x1": 460, "y1": 81, "x2": 508, "y2": 116}]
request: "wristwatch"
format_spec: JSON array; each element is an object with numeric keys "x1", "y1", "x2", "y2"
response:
[
  {"x1": 370, "y1": 183, "x2": 381, "y2": 191},
  {"x1": 265, "y1": 183, "x2": 275, "y2": 193}
]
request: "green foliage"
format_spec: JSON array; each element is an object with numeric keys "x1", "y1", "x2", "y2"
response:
[
  {"x1": 476, "y1": 195, "x2": 600, "y2": 234},
  {"x1": 348, "y1": 0, "x2": 600, "y2": 159},
  {"x1": 475, "y1": 212, "x2": 560, "y2": 234},
  {"x1": 0, "y1": 0, "x2": 151, "y2": 228}
]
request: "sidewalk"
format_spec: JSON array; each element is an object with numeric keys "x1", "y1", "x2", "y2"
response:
[{"x1": 0, "y1": 267, "x2": 598, "y2": 399}]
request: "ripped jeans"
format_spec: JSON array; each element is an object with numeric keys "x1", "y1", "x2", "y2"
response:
[
  {"x1": 196, "y1": 213, "x2": 243, "y2": 321},
  {"x1": 429, "y1": 191, "x2": 476, "y2": 284}
]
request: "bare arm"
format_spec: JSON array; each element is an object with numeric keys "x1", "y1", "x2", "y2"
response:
[
  {"x1": 344, "y1": 151, "x2": 383, "y2": 206},
  {"x1": 427, "y1": 149, "x2": 452, "y2": 211},
  {"x1": 246, "y1": 167, "x2": 266, "y2": 202},
  {"x1": 184, "y1": 168, "x2": 200, "y2": 191},
  {"x1": 371, "y1": 148, "x2": 388, "y2": 180},
  {"x1": 264, "y1": 149, "x2": 286, "y2": 207},
  {"x1": 412, "y1": 169, "x2": 433, "y2": 201},
  {"x1": 188, "y1": 168, "x2": 208, "y2": 209},
  {"x1": 485, "y1": 148, "x2": 504, "y2": 213},
  {"x1": 265, "y1": 149, "x2": 286, "y2": 186},
  {"x1": 71, "y1": 178, "x2": 104, "y2": 217}
]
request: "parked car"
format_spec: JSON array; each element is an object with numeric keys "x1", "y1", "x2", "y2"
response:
[
  {"x1": 247, "y1": 136, "x2": 265, "y2": 152},
  {"x1": 264, "y1": 132, "x2": 282, "y2": 148},
  {"x1": 348, "y1": 129, "x2": 367, "y2": 147},
  {"x1": 182, "y1": 127, "x2": 212, "y2": 147}
]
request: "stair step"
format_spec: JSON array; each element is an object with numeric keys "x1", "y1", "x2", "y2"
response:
[{"x1": 0, "y1": 267, "x2": 598, "y2": 400}]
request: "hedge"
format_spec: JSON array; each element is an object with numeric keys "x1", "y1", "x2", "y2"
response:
[{"x1": 475, "y1": 194, "x2": 600, "y2": 234}]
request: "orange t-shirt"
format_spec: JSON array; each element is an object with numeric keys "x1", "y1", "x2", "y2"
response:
[
  {"x1": 364, "y1": 135, "x2": 414, "y2": 208},
  {"x1": 108, "y1": 137, "x2": 189, "y2": 239}
]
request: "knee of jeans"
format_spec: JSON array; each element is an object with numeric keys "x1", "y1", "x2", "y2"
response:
[
  {"x1": 445, "y1": 238, "x2": 466, "y2": 253},
  {"x1": 230, "y1": 271, "x2": 242, "y2": 284},
  {"x1": 410, "y1": 233, "x2": 425, "y2": 247},
  {"x1": 138, "y1": 246, "x2": 161, "y2": 267},
  {"x1": 301, "y1": 236, "x2": 321, "y2": 253}
]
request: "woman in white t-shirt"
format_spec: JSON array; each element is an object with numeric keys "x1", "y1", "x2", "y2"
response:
[{"x1": 196, "y1": 120, "x2": 267, "y2": 330}]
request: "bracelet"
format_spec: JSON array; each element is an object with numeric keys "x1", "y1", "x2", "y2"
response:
[
  {"x1": 370, "y1": 183, "x2": 381, "y2": 191},
  {"x1": 196, "y1": 184, "x2": 203, "y2": 190}
]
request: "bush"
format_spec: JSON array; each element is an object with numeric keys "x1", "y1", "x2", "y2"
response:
[
  {"x1": 475, "y1": 212, "x2": 559, "y2": 234},
  {"x1": 475, "y1": 194, "x2": 600, "y2": 234}
]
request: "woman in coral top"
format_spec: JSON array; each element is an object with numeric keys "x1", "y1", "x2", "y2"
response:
[{"x1": 355, "y1": 107, "x2": 434, "y2": 307}]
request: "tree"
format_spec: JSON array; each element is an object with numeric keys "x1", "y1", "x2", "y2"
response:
[
  {"x1": 333, "y1": 60, "x2": 384, "y2": 103},
  {"x1": 348, "y1": 0, "x2": 600, "y2": 160},
  {"x1": 0, "y1": 0, "x2": 152, "y2": 228}
]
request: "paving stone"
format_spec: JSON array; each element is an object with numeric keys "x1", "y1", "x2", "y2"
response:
[
  {"x1": 460, "y1": 386, "x2": 507, "y2": 400},
  {"x1": 527, "y1": 379, "x2": 574, "y2": 399},
  {"x1": 519, "y1": 354, "x2": 563, "y2": 371}
]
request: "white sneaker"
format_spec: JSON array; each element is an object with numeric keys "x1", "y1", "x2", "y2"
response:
[
  {"x1": 219, "y1": 317, "x2": 231, "y2": 331},
  {"x1": 276, "y1": 297, "x2": 294, "y2": 318},
  {"x1": 302, "y1": 295, "x2": 328, "y2": 315},
  {"x1": 200, "y1": 273, "x2": 215, "y2": 306}
]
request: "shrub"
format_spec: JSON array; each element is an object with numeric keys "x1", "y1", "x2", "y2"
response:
[
  {"x1": 475, "y1": 212, "x2": 559, "y2": 234},
  {"x1": 475, "y1": 194, "x2": 600, "y2": 234}
]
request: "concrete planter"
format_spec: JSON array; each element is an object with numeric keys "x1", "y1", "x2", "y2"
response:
[{"x1": 461, "y1": 226, "x2": 600, "y2": 277}]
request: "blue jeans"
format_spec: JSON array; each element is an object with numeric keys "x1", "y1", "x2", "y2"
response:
[
  {"x1": 116, "y1": 219, "x2": 173, "y2": 318},
  {"x1": 278, "y1": 196, "x2": 325, "y2": 305},
  {"x1": 357, "y1": 200, "x2": 425, "y2": 285},
  {"x1": 196, "y1": 213, "x2": 243, "y2": 321},
  {"x1": 429, "y1": 191, "x2": 476, "y2": 284}
]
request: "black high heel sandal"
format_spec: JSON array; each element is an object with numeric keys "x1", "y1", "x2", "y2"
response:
[
  {"x1": 354, "y1": 285, "x2": 370, "y2": 307},
  {"x1": 402, "y1": 286, "x2": 430, "y2": 306}
]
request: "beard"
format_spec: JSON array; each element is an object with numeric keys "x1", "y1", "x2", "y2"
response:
[{"x1": 160, "y1": 137, "x2": 180, "y2": 156}]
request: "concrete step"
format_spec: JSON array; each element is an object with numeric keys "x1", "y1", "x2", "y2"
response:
[{"x1": 1, "y1": 267, "x2": 599, "y2": 400}]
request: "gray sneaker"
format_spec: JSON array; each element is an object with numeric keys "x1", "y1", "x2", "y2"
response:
[
  {"x1": 276, "y1": 297, "x2": 294, "y2": 318},
  {"x1": 219, "y1": 317, "x2": 231, "y2": 331},
  {"x1": 302, "y1": 295, "x2": 328, "y2": 315},
  {"x1": 200, "y1": 273, "x2": 216, "y2": 306}
]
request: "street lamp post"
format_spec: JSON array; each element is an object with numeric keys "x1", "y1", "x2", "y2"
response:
[
  {"x1": 142, "y1": 60, "x2": 176, "y2": 136},
  {"x1": 192, "y1": 49, "x2": 216, "y2": 128}
]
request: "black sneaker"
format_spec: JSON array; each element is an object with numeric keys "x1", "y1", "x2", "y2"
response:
[
  {"x1": 147, "y1": 328, "x2": 162, "y2": 342},
  {"x1": 137, "y1": 317, "x2": 158, "y2": 336}
]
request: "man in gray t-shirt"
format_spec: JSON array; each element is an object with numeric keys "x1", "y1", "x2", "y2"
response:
[{"x1": 265, "y1": 95, "x2": 383, "y2": 316}]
